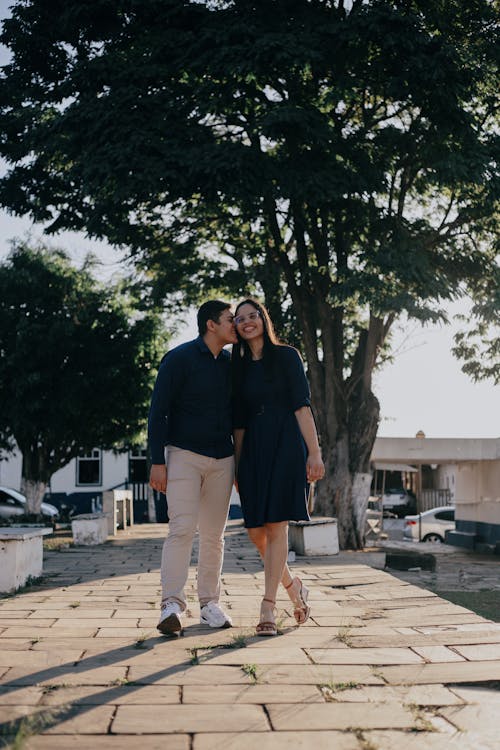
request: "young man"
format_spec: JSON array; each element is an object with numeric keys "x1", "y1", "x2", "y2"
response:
[{"x1": 148, "y1": 300, "x2": 237, "y2": 635}]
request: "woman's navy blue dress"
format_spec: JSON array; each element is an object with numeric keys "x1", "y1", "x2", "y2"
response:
[{"x1": 235, "y1": 345, "x2": 311, "y2": 528}]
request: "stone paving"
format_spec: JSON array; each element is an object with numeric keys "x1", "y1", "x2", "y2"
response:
[{"x1": 0, "y1": 521, "x2": 500, "y2": 749}]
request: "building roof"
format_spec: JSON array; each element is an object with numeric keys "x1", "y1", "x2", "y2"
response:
[{"x1": 372, "y1": 437, "x2": 500, "y2": 464}]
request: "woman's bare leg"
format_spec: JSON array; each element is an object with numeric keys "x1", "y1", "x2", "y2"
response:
[
  {"x1": 262, "y1": 522, "x2": 289, "y2": 605},
  {"x1": 247, "y1": 524, "x2": 310, "y2": 625},
  {"x1": 247, "y1": 526, "x2": 294, "y2": 588}
]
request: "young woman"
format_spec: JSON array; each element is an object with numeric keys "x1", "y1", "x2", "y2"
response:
[{"x1": 232, "y1": 299, "x2": 324, "y2": 636}]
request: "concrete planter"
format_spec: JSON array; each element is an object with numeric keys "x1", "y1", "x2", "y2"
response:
[
  {"x1": 289, "y1": 517, "x2": 339, "y2": 556},
  {"x1": 0, "y1": 527, "x2": 52, "y2": 593},
  {"x1": 102, "y1": 490, "x2": 134, "y2": 536},
  {"x1": 71, "y1": 513, "x2": 108, "y2": 546}
]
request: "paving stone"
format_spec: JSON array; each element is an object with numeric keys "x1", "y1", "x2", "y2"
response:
[
  {"x1": 0, "y1": 665, "x2": 128, "y2": 686},
  {"x1": 37, "y1": 705, "x2": 115, "y2": 734},
  {"x1": 79, "y1": 649, "x2": 191, "y2": 668},
  {"x1": 307, "y1": 647, "x2": 424, "y2": 664},
  {"x1": 193, "y1": 731, "x2": 361, "y2": 749},
  {"x1": 112, "y1": 704, "x2": 269, "y2": 733},
  {"x1": 267, "y1": 701, "x2": 416, "y2": 730},
  {"x1": 349, "y1": 632, "x2": 500, "y2": 648},
  {"x1": 25, "y1": 736, "x2": 189, "y2": 749},
  {"x1": 28, "y1": 610, "x2": 116, "y2": 619},
  {"x1": 380, "y1": 660, "x2": 500, "y2": 684},
  {"x1": 319, "y1": 684, "x2": 464, "y2": 704},
  {"x1": 31, "y1": 639, "x2": 132, "y2": 652},
  {"x1": 0, "y1": 651, "x2": 83, "y2": 668},
  {"x1": 415, "y1": 623, "x2": 500, "y2": 634},
  {"x1": 1, "y1": 627, "x2": 98, "y2": 638},
  {"x1": 52, "y1": 619, "x2": 139, "y2": 629},
  {"x1": 112, "y1": 610, "x2": 155, "y2": 618},
  {"x1": 449, "y1": 685, "x2": 500, "y2": 704},
  {"x1": 39, "y1": 684, "x2": 180, "y2": 705},
  {"x1": 183, "y1": 684, "x2": 323, "y2": 704},
  {"x1": 128, "y1": 665, "x2": 254, "y2": 685},
  {"x1": 0, "y1": 619, "x2": 56, "y2": 628},
  {"x1": 0, "y1": 639, "x2": 36, "y2": 650},
  {"x1": 452, "y1": 644, "x2": 500, "y2": 661},
  {"x1": 0, "y1": 686, "x2": 44, "y2": 704},
  {"x1": 95, "y1": 628, "x2": 155, "y2": 638},
  {"x1": 0, "y1": 704, "x2": 34, "y2": 722},
  {"x1": 365, "y1": 730, "x2": 489, "y2": 750},
  {"x1": 411, "y1": 646, "x2": 466, "y2": 663},
  {"x1": 195, "y1": 647, "x2": 310, "y2": 665},
  {"x1": 311, "y1": 614, "x2": 481, "y2": 627},
  {"x1": 259, "y1": 665, "x2": 385, "y2": 685},
  {"x1": 440, "y1": 704, "x2": 500, "y2": 739}
]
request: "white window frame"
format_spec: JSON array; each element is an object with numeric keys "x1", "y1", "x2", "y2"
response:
[{"x1": 76, "y1": 449, "x2": 102, "y2": 487}]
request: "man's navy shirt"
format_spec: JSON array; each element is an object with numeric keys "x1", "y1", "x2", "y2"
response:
[{"x1": 148, "y1": 336, "x2": 233, "y2": 464}]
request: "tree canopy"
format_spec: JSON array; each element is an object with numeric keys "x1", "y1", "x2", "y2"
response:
[
  {"x1": 0, "y1": 241, "x2": 165, "y2": 513},
  {"x1": 1, "y1": 0, "x2": 498, "y2": 545}
]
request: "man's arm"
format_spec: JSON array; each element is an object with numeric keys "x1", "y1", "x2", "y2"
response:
[{"x1": 148, "y1": 353, "x2": 180, "y2": 493}]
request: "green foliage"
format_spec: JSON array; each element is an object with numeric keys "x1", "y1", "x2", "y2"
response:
[
  {"x1": 0, "y1": 1, "x2": 498, "y2": 545},
  {"x1": 0, "y1": 241, "x2": 166, "y2": 486},
  {"x1": 453, "y1": 273, "x2": 500, "y2": 385}
]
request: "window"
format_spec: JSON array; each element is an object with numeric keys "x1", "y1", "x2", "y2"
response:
[
  {"x1": 129, "y1": 448, "x2": 148, "y2": 483},
  {"x1": 435, "y1": 510, "x2": 454, "y2": 522},
  {"x1": 76, "y1": 449, "x2": 102, "y2": 486}
]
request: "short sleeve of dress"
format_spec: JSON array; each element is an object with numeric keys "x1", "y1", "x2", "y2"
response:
[{"x1": 280, "y1": 346, "x2": 311, "y2": 411}]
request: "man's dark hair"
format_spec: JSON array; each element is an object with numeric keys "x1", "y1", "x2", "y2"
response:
[{"x1": 197, "y1": 300, "x2": 231, "y2": 335}]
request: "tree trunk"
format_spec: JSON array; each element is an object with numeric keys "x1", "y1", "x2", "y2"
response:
[
  {"x1": 20, "y1": 477, "x2": 47, "y2": 516},
  {"x1": 20, "y1": 448, "x2": 50, "y2": 515},
  {"x1": 314, "y1": 390, "x2": 380, "y2": 550}
]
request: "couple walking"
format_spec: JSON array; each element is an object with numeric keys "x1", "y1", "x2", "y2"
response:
[{"x1": 148, "y1": 299, "x2": 324, "y2": 636}]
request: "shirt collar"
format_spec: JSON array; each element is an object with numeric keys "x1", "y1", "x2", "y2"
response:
[{"x1": 195, "y1": 335, "x2": 229, "y2": 360}]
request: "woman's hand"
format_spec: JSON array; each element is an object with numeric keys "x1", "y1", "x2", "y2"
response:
[{"x1": 306, "y1": 451, "x2": 325, "y2": 483}]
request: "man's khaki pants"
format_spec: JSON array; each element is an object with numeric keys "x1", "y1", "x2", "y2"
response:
[{"x1": 161, "y1": 446, "x2": 234, "y2": 610}]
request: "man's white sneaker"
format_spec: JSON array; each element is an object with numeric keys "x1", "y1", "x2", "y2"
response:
[
  {"x1": 157, "y1": 601, "x2": 183, "y2": 635},
  {"x1": 200, "y1": 601, "x2": 232, "y2": 629}
]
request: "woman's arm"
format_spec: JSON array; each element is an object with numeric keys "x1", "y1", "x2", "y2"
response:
[{"x1": 294, "y1": 406, "x2": 325, "y2": 482}]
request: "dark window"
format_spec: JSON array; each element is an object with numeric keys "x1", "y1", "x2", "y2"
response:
[
  {"x1": 0, "y1": 492, "x2": 23, "y2": 507},
  {"x1": 76, "y1": 450, "x2": 102, "y2": 486},
  {"x1": 435, "y1": 510, "x2": 455, "y2": 522},
  {"x1": 129, "y1": 448, "x2": 148, "y2": 483}
]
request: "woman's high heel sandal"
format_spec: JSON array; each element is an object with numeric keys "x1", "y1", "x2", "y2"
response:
[
  {"x1": 285, "y1": 577, "x2": 310, "y2": 625},
  {"x1": 256, "y1": 597, "x2": 277, "y2": 637}
]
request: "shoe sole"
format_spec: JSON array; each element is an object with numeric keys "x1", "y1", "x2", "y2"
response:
[
  {"x1": 200, "y1": 618, "x2": 232, "y2": 629},
  {"x1": 157, "y1": 613, "x2": 183, "y2": 635}
]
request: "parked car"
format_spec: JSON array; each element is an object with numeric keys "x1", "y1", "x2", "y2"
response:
[
  {"x1": 404, "y1": 505, "x2": 455, "y2": 543},
  {"x1": 382, "y1": 488, "x2": 417, "y2": 517},
  {"x1": 0, "y1": 486, "x2": 59, "y2": 521}
]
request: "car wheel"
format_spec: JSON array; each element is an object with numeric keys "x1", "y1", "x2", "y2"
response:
[{"x1": 422, "y1": 533, "x2": 443, "y2": 543}]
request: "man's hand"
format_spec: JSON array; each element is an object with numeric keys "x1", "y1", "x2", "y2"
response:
[{"x1": 150, "y1": 463, "x2": 168, "y2": 494}]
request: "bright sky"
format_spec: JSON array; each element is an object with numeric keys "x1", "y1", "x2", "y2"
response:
[{"x1": 1, "y1": 2, "x2": 498, "y2": 440}]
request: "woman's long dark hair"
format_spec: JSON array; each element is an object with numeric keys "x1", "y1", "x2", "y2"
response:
[{"x1": 231, "y1": 298, "x2": 282, "y2": 398}]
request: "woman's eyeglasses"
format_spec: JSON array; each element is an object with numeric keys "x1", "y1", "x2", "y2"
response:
[{"x1": 234, "y1": 311, "x2": 261, "y2": 326}]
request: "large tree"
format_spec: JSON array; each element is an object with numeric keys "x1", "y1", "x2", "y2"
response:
[
  {"x1": 0, "y1": 242, "x2": 164, "y2": 515},
  {"x1": 0, "y1": 1, "x2": 498, "y2": 546}
]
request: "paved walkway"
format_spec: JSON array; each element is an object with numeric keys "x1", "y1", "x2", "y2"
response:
[{"x1": 1, "y1": 521, "x2": 500, "y2": 749}]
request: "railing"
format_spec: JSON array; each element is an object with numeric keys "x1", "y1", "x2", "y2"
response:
[{"x1": 418, "y1": 488, "x2": 452, "y2": 512}]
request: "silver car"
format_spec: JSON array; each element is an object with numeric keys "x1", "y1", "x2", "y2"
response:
[
  {"x1": 0, "y1": 485, "x2": 59, "y2": 521},
  {"x1": 404, "y1": 505, "x2": 455, "y2": 543}
]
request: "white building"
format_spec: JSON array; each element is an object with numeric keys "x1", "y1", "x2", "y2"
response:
[
  {"x1": 372, "y1": 436, "x2": 500, "y2": 552},
  {"x1": 2, "y1": 435, "x2": 499, "y2": 547}
]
